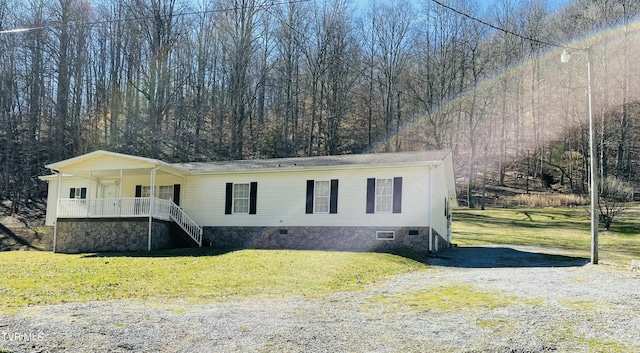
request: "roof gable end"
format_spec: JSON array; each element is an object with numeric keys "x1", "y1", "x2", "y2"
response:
[{"x1": 45, "y1": 150, "x2": 163, "y2": 172}]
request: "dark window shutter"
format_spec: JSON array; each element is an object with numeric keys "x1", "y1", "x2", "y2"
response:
[
  {"x1": 330, "y1": 179, "x2": 338, "y2": 214},
  {"x1": 249, "y1": 182, "x2": 258, "y2": 214},
  {"x1": 444, "y1": 198, "x2": 448, "y2": 217},
  {"x1": 366, "y1": 178, "x2": 375, "y2": 214},
  {"x1": 173, "y1": 184, "x2": 181, "y2": 206},
  {"x1": 135, "y1": 185, "x2": 142, "y2": 198},
  {"x1": 306, "y1": 180, "x2": 314, "y2": 214},
  {"x1": 70, "y1": 188, "x2": 76, "y2": 199},
  {"x1": 393, "y1": 177, "x2": 402, "y2": 213},
  {"x1": 80, "y1": 187, "x2": 87, "y2": 199},
  {"x1": 225, "y1": 183, "x2": 233, "y2": 214}
]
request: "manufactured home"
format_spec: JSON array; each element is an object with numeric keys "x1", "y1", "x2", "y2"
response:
[{"x1": 39, "y1": 150, "x2": 457, "y2": 253}]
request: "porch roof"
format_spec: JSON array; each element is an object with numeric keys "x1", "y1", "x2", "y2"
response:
[{"x1": 44, "y1": 150, "x2": 186, "y2": 178}]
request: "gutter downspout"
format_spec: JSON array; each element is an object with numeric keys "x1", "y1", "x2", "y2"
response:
[
  {"x1": 428, "y1": 166, "x2": 433, "y2": 253},
  {"x1": 148, "y1": 166, "x2": 160, "y2": 251},
  {"x1": 53, "y1": 170, "x2": 61, "y2": 253}
]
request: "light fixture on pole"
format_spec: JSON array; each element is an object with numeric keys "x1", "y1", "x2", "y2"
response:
[{"x1": 561, "y1": 47, "x2": 598, "y2": 264}]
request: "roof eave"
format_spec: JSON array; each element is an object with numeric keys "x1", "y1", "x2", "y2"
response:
[{"x1": 180, "y1": 159, "x2": 443, "y2": 175}]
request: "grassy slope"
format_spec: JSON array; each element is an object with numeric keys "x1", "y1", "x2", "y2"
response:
[
  {"x1": 0, "y1": 249, "x2": 425, "y2": 311},
  {"x1": 452, "y1": 207, "x2": 640, "y2": 265}
]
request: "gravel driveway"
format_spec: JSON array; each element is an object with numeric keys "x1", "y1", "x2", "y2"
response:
[{"x1": 2, "y1": 246, "x2": 639, "y2": 353}]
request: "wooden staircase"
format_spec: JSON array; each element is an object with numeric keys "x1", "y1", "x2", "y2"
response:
[{"x1": 154, "y1": 199, "x2": 203, "y2": 247}]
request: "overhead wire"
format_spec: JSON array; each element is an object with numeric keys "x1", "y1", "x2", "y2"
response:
[
  {"x1": 428, "y1": 0, "x2": 567, "y2": 49},
  {"x1": 0, "y1": 0, "x2": 312, "y2": 34}
]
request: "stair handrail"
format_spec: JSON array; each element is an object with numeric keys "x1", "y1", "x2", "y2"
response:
[{"x1": 167, "y1": 201, "x2": 203, "y2": 247}]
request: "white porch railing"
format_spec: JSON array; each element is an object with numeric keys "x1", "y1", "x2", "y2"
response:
[
  {"x1": 59, "y1": 198, "x2": 152, "y2": 218},
  {"x1": 58, "y1": 198, "x2": 203, "y2": 247}
]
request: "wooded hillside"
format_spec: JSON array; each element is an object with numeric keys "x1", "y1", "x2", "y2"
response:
[{"x1": 1, "y1": 0, "x2": 639, "y2": 213}]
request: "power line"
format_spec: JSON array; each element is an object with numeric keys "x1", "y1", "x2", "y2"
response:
[
  {"x1": 0, "y1": 0, "x2": 312, "y2": 34},
  {"x1": 429, "y1": 0, "x2": 565, "y2": 49}
]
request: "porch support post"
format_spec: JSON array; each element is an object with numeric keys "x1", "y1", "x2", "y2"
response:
[
  {"x1": 148, "y1": 167, "x2": 159, "y2": 251},
  {"x1": 428, "y1": 166, "x2": 433, "y2": 253},
  {"x1": 86, "y1": 170, "x2": 92, "y2": 217},
  {"x1": 53, "y1": 171, "x2": 61, "y2": 253},
  {"x1": 119, "y1": 169, "x2": 123, "y2": 217}
]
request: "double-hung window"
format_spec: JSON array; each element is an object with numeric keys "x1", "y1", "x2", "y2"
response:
[
  {"x1": 306, "y1": 179, "x2": 338, "y2": 214},
  {"x1": 375, "y1": 178, "x2": 393, "y2": 213},
  {"x1": 366, "y1": 177, "x2": 402, "y2": 214},
  {"x1": 69, "y1": 187, "x2": 87, "y2": 199},
  {"x1": 140, "y1": 186, "x2": 152, "y2": 198},
  {"x1": 233, "y1": 183, "x2": 250, "y2": 214},
  {"x1": 225, "y1": 182, "x2": 258, "y2": 215},
  {"x1": 314, "y1": 181, "x2": 330, "y2": 213},
  {"x1": 158, "y1": 185, "x2": 174, "y2": 200}
]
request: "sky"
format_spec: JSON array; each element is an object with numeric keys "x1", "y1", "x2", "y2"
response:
[
  {"x1": 477, "y1": 0, "x2": 573, "y2": 12},
  {"x1": 356, "y1": 0, "x2": 574, "y2": 14}
]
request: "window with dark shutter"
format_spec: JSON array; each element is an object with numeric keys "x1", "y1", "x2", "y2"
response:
[
  {"x1": 306, "y1": 180, "x2": 314, "y2": 214},
  {"x1": 367, "y1": 177, "x2": 402, "y2": 214},
  {"x1": 329, "y1": 179, "x2": 338, "y2": 214},
  {"x1": 307, "y1": 179, "x2": 338, "y2": 214},
  {"x1": 173, "y1": 184, "x2": 181, "y2": 206},
  {"x1": 392, "y1": 177, "x2": 402, "y2": 213},
  {"x1": 225, "y1": 182, "x2": 257, "y2": 214},
  {"x1": 249, "y1": 182, "x2": 257, "y2": 214},
  {"x1": 225, "y1": 183, "x2": 233, "y2": 214},
  {"x1": 70, "y1": 187, "x2": 87, "y2": 199},
  {"x1": 366, "y1": 178, "x2": 375, "y2": 214}
]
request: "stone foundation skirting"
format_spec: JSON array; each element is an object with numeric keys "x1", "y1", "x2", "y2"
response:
[
  {"x1": 203, "y1": 226, "x2": 449, "y2": 252},
  {"x1": 55, "y1": 218, "x2": 173, "y2": 253}
]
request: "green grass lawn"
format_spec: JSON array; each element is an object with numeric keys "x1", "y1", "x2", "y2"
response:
[
  {"x1": 2, "y1": 207, "x2": 638, "y2": 312},
  {"x1": 452, "y1": 207, "x2": 640, "y2": 265},
  {"x1": 0, "y1": 248, "x2": 425, "y2": 312}
]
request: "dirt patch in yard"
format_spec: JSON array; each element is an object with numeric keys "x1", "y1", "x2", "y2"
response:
[
  {"x1": 0, "y1": 216, "x2": 52, "y2": 251},
  {"x1": 1, "y1": 246, "x2": 639, "y2": 353}
]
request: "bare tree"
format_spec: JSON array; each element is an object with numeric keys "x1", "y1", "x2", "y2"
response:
[
  {"x1": 216, "y1": 0, "x2": 264, "y2": 160},
  {"x1": 371, "y1": 0, "x2": 414, "y2": 152}
]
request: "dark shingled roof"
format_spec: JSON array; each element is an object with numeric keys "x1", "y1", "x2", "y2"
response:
[{"x1": 171, "y1": 150, "x2": 451, "y2": 173}]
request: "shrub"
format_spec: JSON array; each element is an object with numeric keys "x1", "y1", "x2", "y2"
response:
[
  {"x1": 599, "y1": 176, "x2": 634, "y2": 230},
  {"x1": 498, "y1": 193, "x2": 588, "y2": 208}
]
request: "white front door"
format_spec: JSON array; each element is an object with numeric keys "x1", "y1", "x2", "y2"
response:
[
  {"x1": 101, "y1": 184, "x2": 119, "y2": 215},
  {"x1": 102, "y1": 184, "x2": 118, "y2": 198}
]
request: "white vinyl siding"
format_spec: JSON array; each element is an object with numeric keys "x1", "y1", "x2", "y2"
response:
[{"x1": 181, "y1": 165, "x2": 433, "y2": 228}]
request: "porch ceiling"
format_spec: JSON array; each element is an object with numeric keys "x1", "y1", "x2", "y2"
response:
[{"x1": 62, "y1": 167, "x2": 182, "y2": 180}]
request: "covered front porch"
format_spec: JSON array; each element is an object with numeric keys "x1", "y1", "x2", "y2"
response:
[{"x1": 40, "y1": 151, "x2": 202, "y2": 251}]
